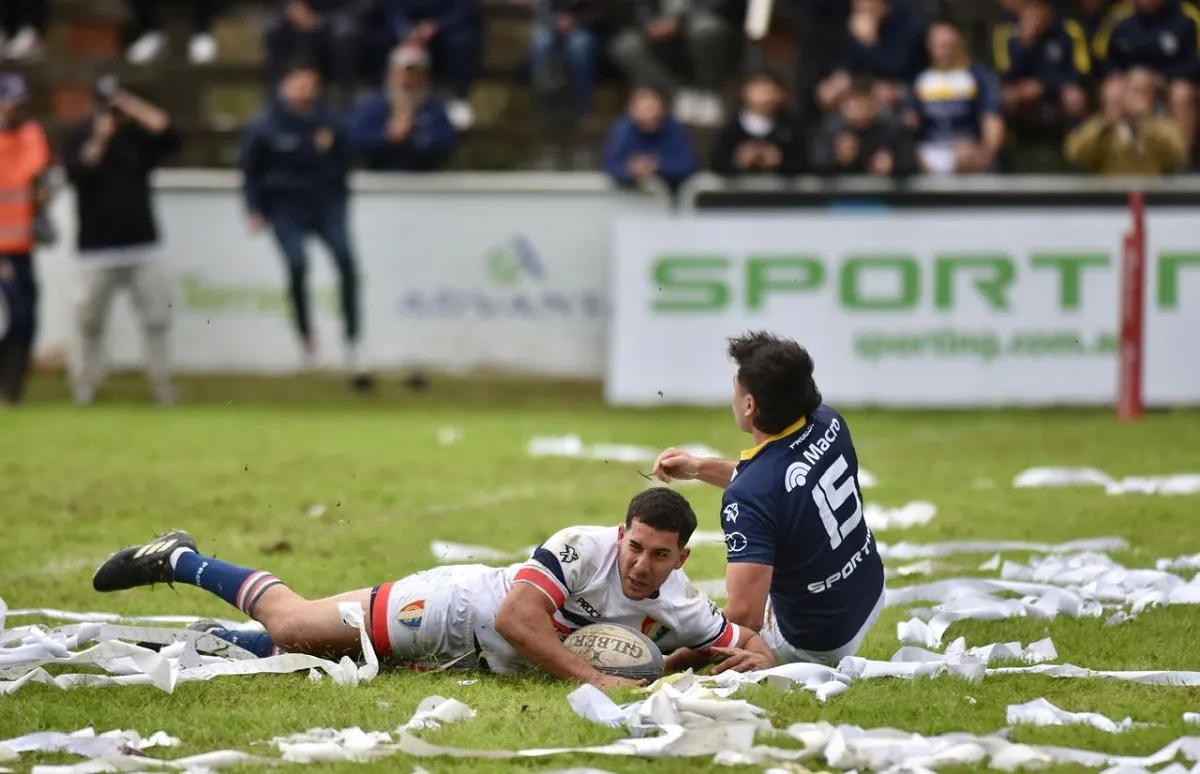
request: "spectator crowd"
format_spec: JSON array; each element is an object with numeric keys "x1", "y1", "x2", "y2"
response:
[
  {"x1": 3, "y1": 0, "x2": 1200, "y2": 408},
  {"x1": 4, "y1": 0, "x2": 1200, "y2": 180}
]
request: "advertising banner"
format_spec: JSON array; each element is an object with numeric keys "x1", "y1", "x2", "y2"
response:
[
  {"x1": 37, "y1": 182, "x2": 658, "y2": 376},
  {"x1": 607, "y1": 212, "x2": 1200, "y2": 407}
]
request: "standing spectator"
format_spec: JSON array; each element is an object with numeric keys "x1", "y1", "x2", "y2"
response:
[
  {"x1": 995, "y1": 0, "x2": 1090, "y2": 139},
  {"x1": 529, "y1": 0, "x2": 606, "y2": 121},
  {"x1": 602, "y1": 85, "x2": 698, "y2": 191},
  {"x1": 609, "y1": 0, "x2": 736, "y2": 127},
  {"x1": 263, "y1": 1, "x2": 372, "y2": 111},
  {"x1": 905, "y1": 20, "x2": 1006, "y2": 174},
  {"x1": 346, "y1": 45, "x2": 456, "y2": 170},
  {"x1": 812, "y1": 76, "x2": 918, "y2": 175},
  {"x1": 61, "y1": 77, "x2": 182, "y2": 406},
  {"x1": 375, "y1": 0, "x2": 481, "y2": 130},
  {"x1": 0, "y1": 73, "x2": 48, "y2": 406},
  {"x1": 1093, "y1": 0, "x2": 1198, "y2": 151},
  {"x1": 711, "y1": 69, "x2": 808, "y2": 176},
  {"x1": 126, "y1": 0, "x2": 221, "y2": 65},
  {"x1": 1065, "y1": 65, "x2": 1188, "y2": 173},
  {"x1": 241, "y1": 60, "x2": 372, "y2": 390},
  {"x1": 789, "y1": 0, "x2": 852, "y2": 121},
  {"x1": 817, "y1": 0, "x2": 928, "y2": 114},
  {"x1": 1, "y1": 0, "x2": 47, "y2": 60}
]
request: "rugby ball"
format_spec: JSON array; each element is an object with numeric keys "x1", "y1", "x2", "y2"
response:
[{"x1": 563, "y1": 623, "x2": 664, "y2": 682}]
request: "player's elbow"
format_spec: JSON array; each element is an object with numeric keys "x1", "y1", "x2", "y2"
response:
[{"x1": 724, "y1": 603, "x2": 764, "y2": 633}]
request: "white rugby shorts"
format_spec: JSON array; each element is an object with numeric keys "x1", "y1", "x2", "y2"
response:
[
  {"x1": 759, "y1": 588, "x2": 886, "y2": 667},
  {"x1": 370, "y1": 564, "x2": 520, "y2": 673}
]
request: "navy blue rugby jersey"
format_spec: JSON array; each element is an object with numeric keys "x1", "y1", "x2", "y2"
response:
[{"x1": 721, "y1": 404, "x2": 885, "y2": 652}]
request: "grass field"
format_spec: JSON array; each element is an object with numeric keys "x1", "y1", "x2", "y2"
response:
[{"x1": 2, "y1": 373, "x2": 1199, "y2": 773}]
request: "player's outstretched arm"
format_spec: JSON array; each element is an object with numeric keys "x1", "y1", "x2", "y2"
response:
[
  {"x1": 652, "y1": 448, "x2": 737, "y2": 489},
  {"x1": 495, "y1": 583, "x2": 644, "y2": 692},
  {"x1": 663, "y1": 629, "x2": 775, "y2": 674}
]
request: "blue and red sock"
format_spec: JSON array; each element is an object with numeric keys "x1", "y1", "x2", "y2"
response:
[
  {"x1": 170, "y1": 549, "x2": 284, "y2": 617},
  {"x1": 205, "y1": 628, "x2": 279, "y2": 658}
]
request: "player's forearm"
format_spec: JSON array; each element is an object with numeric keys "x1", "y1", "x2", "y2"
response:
[
  {"x1": 663, "y1": 647, "x2": 709, "y2": 674},
  {"x1": 698, "y1": 459, "x2": 737, "y2": 489},
  {"x1": 496, "y1": 612, "x2": 604, "y2": 685}
]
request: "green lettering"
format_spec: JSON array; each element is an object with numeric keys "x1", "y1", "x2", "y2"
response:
[
  {"x1": 935, "y1": 255, "x2": 1015, "y2": 311},
  {"x1": 1030, "y1": 254, "x2": 1109, "y2": 311},
  {"x1": 745, "y1": 256, "x2": 824, "y2": 311},
  {"x1": 1157, "y1": 252, "x2": 1200, "y2": 310},
  {"x1": 841, "y1": 256, "x2": 919, "y2": 311},
  {"x1": 651, "y1": 256, "x2": 729, "y2": 312}
]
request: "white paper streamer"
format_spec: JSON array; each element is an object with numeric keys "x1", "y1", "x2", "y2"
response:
[
  {"x1": 1007, "y1": 698, "x2": 1147, "y2": 734},
  {"x1": 0, "y1": 596, "x2": 378, "y2": 695},
  {"x1": 865, "y1": 502, "x2": 937, "y2": 531},
  {"x1": 1014, "y1": 467, "x2": 1200, "y2": 496}
]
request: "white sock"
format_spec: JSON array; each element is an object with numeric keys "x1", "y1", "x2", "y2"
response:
[{"x1": 169, "y1": 546, "x2": 195, "y2": 570}]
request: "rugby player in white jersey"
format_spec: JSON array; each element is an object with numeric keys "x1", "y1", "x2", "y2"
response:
[{"x1": 92, "y1": 488, "x2": 776, "y2": 690}]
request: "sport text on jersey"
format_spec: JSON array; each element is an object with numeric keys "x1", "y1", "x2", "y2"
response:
[
  {"x1": 807, "y1": 527, "x2": 875, "y2": 594},
  {"x1": 784, "y1": 417, "x2": 842, "y2": 492}
]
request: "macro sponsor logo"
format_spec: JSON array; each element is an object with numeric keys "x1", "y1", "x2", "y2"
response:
[{"x1": 784, "y1": 418, "x2": 842, "y2": 492}]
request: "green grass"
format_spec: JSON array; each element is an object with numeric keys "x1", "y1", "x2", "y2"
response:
[{"x1": 2, "y1": 373, "x2": 1199, "y2": 773}]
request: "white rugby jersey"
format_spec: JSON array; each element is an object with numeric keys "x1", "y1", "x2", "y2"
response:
[{"x1": 507, "y1": 525, "x2": 739, "y2": 656}]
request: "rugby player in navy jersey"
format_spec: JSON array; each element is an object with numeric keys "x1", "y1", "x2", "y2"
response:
[{"x1": 653, "y1": 331, "x2": 885, "y2": 669}]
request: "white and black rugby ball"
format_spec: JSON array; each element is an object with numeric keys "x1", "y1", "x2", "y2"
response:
[{"x1": 563, "y1": 623, "x2": 664, "y2": 682}]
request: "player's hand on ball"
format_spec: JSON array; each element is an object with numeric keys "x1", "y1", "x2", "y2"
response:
[
  {"x1": 652, "y1": 448, "x2": 700, "y2": 482},
  {"x1": 709, "y1": 646, "x2": 775, "y2": 674},
  {"x1": 591, "y1": 673, "x2": 647, "y2": 693}
]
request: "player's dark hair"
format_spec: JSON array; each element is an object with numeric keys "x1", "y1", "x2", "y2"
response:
[
  {"x1": 625, "y1": 489, "x2": 697, "y2": 548},
  {"x1": 728, "y1": 331, "x2": 823, "y2": 435}
]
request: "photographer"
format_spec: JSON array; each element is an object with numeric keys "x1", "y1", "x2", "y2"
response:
[
  {"x1": 61, "y1": 76, "x2": 182, "y2": 406},
  {"x1": 1065, "y1": 66, "x2": 1188, "y2": 175},
  {"x1": 0, "y1": 73, "x2": 50, "y2": 406}
]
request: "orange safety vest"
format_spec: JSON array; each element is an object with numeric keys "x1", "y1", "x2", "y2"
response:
[{"x1": 0, "y1": 120, "x2": 50, "y2": 254}]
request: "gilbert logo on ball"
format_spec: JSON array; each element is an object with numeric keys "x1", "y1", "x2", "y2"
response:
[
  {"x1": 398, "y1": 600, "x2": 424, "y2": 630},
  {"x1": 563, "y1": 622, "x2": 664, "y2": 682}
]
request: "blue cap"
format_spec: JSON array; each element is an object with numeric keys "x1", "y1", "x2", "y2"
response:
[{"x1": 0, "y1": 73, "x2": 30, "y2": 104}]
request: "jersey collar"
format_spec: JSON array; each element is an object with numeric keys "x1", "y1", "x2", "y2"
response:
[{"x1": 740, "y1": 416, "x2": 808, "y2": 461}]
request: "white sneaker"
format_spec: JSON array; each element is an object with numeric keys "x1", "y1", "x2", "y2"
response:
[
  {"x1": 188, "y1": 33, "x2": 217, "y2": 64},
  {"x1": 447, "y1": 99, "x2": 475, "y2": 130},
  {"x1": 127, "y1": 31, "x2": 167, "y2": 65},
  {"x1": 693, "y1": 92, "x2": 725, "y2": 128},
  {"x1": 5, "y1": 28, "x2": 41, "y2": 61},
  {"x1": 673, "y1": 90, "x2": 698, "y2": 124}
]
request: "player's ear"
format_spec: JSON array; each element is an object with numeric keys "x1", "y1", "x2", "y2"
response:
[
  {"x1": 618, "y1": 524, "x2": 625, "y2": 540},
  {"x1": 676, "y1": 547, "x2": 691, "y2": 569}
]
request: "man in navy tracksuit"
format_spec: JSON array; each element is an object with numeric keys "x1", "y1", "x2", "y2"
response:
[
  {"x1": 653, "y1": 331, "x2": 885, "y2": 668},
  {"x1": 241, "y1": 59, "x2": 372, "y2": 389}
]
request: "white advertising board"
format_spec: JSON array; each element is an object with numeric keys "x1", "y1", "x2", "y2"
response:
[
  {"x1": 36, "y1": 178, "x2": 660, "y2": 376},
  {"x1": 607, "y1": 211, "x2": 1200, "y2": 407}
]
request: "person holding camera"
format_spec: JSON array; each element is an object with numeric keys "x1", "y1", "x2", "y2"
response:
[
  {"x1": 0, "y1": 73, "x2": 50, "y2": 407},
  {"x1": 1065, "y1": 65, "x2": 1188, "y2": 175},
  {"x1": 61, "y1": 76, "x2": 182, "y2": 405}
]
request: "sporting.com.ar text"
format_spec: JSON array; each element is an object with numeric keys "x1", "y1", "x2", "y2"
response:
[{"x1": 854, "y1": 330, "x2": 1118, "y2": 362}]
